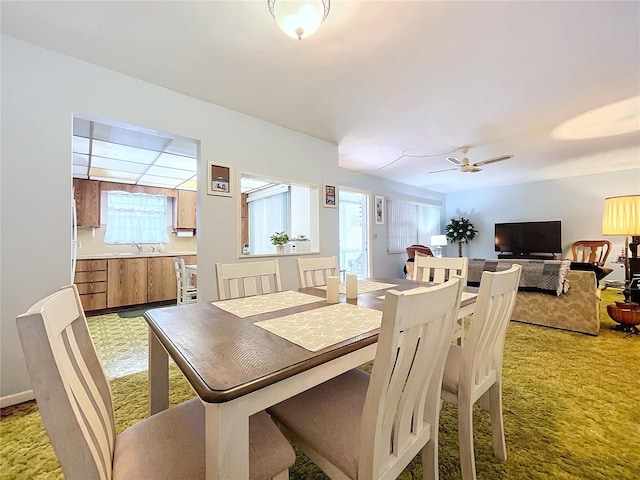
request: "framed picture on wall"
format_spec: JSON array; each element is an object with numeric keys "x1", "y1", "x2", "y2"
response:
[
  {"x1": 375, "y1": 195, "x2": 384, "y2": 224},
  {"x1": 208, "y1": 162, "x2": 232, "y2": 197},
  {"x1": 323, "y1": 184, "x2": 337, "y2": 208}
]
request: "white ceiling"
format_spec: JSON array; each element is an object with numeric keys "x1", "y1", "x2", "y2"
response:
[{"x1": 2, "y1": 1, "x2": 639, "y2": 193}]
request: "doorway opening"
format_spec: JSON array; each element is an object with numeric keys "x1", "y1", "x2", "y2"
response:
[{"x1": 339, "y1": 187, "x2": 370, "y2": 279}]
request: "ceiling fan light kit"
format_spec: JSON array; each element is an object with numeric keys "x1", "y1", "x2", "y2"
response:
[{"x1": 268, "y1": 0, "x2": 330, "y2": 40}]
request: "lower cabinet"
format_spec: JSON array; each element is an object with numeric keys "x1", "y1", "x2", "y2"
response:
[
  {"x1": 148, "y1": 256, "x2": 178, "y2": 303},
  {"x1": 107, "y1": 258, "x2": 148, "y2": 308},
  {"x1": 76, "y1": 255, "x2": 197, "y2": 311},
  {"x1": 75, "y1": 260, "x2": 107, "y2": 311}
]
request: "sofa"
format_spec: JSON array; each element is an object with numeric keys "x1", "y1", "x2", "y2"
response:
[{"x1": 468, "y1": 258, "x2": 601, "y2": 336}]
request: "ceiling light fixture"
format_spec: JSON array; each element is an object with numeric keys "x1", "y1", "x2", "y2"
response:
[{"x1": 268, "y1": 0, "x2": 330, "y2": 40}]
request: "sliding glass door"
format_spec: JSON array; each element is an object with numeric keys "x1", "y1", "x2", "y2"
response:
[{"x1": 339, "y1": 188, "x2": 370, "y2": 279}]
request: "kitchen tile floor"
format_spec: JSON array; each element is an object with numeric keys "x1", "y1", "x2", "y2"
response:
[{"x1": 86, "y1": 313, "x2": 148, "y2": 379}]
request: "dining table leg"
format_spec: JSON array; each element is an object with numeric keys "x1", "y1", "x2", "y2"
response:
[
  {"x1": 148, "y1": 328, "x2": 169, "y2": 415},
  {"x1": 204, "y1": 400, "x2": 250, "y2": 480}
]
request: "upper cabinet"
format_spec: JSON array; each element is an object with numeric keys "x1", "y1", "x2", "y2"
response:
[
  {"x1": 175, "y1": 189, "x2": 197, "y2": 230},
  {"x1": 73, "y1": 178, "x2": 100, "y2": 227}
]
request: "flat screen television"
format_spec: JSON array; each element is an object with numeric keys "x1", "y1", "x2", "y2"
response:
[{"x1": 494, "y1": 221, "x2": 562, "y2": 254}]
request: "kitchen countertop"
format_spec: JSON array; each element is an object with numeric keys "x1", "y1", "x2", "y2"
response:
[{"x1": 77, "y1": 251, "x2": 197, "y2": 260}]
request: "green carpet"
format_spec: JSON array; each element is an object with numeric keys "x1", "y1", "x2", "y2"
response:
[{"x1": 1, "y1": 289, "x2": 638, "y2": 479}]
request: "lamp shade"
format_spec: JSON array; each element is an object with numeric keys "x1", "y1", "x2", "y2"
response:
[
  {"x1": 268, "y1": 0, "x2": 330, "y2": 40},
  {"x1": 431, "y1": 234, "x2": 448, "y2": 246},
  {"x1": 602, "y1": 195, "x2": 640, "y2": 235}
]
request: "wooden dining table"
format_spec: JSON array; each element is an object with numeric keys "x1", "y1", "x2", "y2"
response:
[{"x1": 144, "y1": 277, "x2": 477, "y2": 480}]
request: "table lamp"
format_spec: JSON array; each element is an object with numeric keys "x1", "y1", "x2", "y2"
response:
[
  {"x1": 602, "y1": 195, "x2": 640, "y2": 333},
  {"x1": 431, "y1": 234, "x2": 448, "y2": 257}
]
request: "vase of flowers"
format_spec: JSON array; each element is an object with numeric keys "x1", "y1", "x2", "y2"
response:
[
  {"x1": 445, "y1": 217, "x2": 478, "y2": 257},
  {"x1": 270, "y1": 231, "x2": 289, "y2": 254}
]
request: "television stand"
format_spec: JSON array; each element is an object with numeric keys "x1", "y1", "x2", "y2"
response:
[{"x1": 498, "y1": 253, "x2": 557, "y2": 260}]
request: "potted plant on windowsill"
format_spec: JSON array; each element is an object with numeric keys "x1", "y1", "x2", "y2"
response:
[
  {"x1": 270, "y1": 232, "x2": 290, "y2": 254},
  {"x1": 445, "y1": 217, "x2": 478, "y2": 257}
]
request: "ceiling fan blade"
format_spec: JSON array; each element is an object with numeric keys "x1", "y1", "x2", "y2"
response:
[
  {"x1": 468, "y1": 167, "x2": 483, "y2": 173},
  {"x1": 428, "y1": 167, "x2": 458, "y2": 174},
  {"x1": 474, "y1": 154, "x2": 513, "y2": 167},
  {"x1": 446, "y1": 156, "x2": 462, "y2": 166}
]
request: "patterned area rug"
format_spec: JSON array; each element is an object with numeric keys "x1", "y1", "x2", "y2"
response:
[{"x1": 1, "y1": 289, "x2": 638, "y2": 479}]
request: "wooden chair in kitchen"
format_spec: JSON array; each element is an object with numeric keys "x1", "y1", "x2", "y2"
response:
[
  {"x1": 174, "y1": 257, "x2": 197, "y2": 305},
  {"x1": 411, "y1": 252, "x2": 469, "y2": 344},
  {"x1": 15, "y1": 284, "x2": 295, "y2": 480},
  {"x1": 441, "y1": 264, "x2": 521, "y2": 480},
  {"x1": 216, "y1": 259, "x2": 282, "y2": 300},
  {"x1": 268, "y1": 276, "x2": 464, "y2": 480},
  {"x1": 296, "y1": 256, "x2": 340, "y2": 288},
  {"x1": 570, "y1": 240, "x2": 613, "y2": 282}
]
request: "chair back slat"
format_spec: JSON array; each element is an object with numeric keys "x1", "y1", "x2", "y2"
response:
[
  {"x1": 359, "y1": 277, "x2": 463, "y2": 479},
  {"x1": 216, "y1": 260, "x2": 282, "y2": 300},
  {"x1": 463, "y1": 265, "x2": 521, "y2": 396},
  {"x1": 412, "y1": 253, "x2": 468, "y2": 285},
  {"x1": 296, "y1": 256, "x2": 339, "y2": 287},
  {"x1": 16, "y1": 285, "x2": 116, "y2": 480}
]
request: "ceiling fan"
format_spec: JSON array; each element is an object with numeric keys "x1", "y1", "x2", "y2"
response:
[{"x1": 428, "y1": 147, "x2": 513, "y2": 174}]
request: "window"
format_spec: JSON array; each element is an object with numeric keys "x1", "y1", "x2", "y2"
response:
[
  {"x1": 248, "y1": 186, "x2": 291, "y2": 254},
  {"x1": 104, "y1": 191, "x2": 169, "y2": 244},
  {"x1": 386, "y1": 199, "x2": 441, "y2": 253},
  {"x1": 240, "y1": 173, "x2": 319, "y2": 256}
]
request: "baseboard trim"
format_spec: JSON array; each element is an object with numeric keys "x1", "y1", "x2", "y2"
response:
[{"x1": 1, "y1": 390, "x2": 34, "y2": 408}]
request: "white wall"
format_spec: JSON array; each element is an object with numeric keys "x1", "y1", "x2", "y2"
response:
[
  {"x1": 0, "y1": 36, "x2": 445, "y2": 403},
  {"x1": 445, "y1": 169, "x2": 640, "y2": 281}
]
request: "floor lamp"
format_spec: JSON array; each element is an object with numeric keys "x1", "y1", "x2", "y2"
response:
[
  {"x1": 602, "y1": 195, "x2": 640, "y2": 333},
  {"x1": 431, "y1": 234, "x2": 448, "y2": 257}
]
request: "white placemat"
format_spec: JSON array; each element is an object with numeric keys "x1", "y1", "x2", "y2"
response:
[
  {"x1": 212, "y1": 291, "x2": 324, "y2": 318},
  {"x1": 317, "y1": 280, "x2": 398, "y2": 295},
  {"x1": 255, "y1": 303, "x2": 383, "y2": 352}
]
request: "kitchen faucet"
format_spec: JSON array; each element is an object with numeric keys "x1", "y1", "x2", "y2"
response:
[{"x1": 133, "y1": 243, "x2": 144, "y2": 254}]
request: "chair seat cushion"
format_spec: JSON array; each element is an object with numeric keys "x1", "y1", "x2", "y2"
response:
[
  {"x1": 442, "y1": 345, "x2": 462, "y2": 395},
  {"x1": 113, "y1": 399, "x2": 295, "y2": 480},
  {"x1": 268, "y1": 368, "x2": 370, "y2": 479}
]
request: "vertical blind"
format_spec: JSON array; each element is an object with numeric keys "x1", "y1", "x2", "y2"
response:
[
  {"x1": 387, "y1": 199, "x2": 441, "y2": 253},
  {"x1": 104, "y1": 191, "x2": 169, "y2": 244},
  {"x1": 248, "y1": 190, "x2": 291, "y2": 254}
]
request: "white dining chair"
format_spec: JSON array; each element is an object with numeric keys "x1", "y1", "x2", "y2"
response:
[
  {"x1": 268, "y1": 276, "x2": 464, "y2": 480},
  {"x1": 175, "y1": 257, "x2": 197, "y2": 304},
  {"x1": 411, "y1": 252, "x2": 469, "y2": 344},
  {"x1": 15, "y1": 284, "x2": 295, "y2": 480},
  {"x1": 296, "y1": 256, "x2": 339, "y2": 288},
  {"x1": 216, "y1": 259, "x2": 282, "y2": 300},
  {"x1": 441, "y1": 264, "x2": 522, "y2": 480},
  {"x1": 411, "y1": 252, "x2": 469, "y2": 284}
]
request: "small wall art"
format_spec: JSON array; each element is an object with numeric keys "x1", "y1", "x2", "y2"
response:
[
  {"x1": 208, "y1": 162, "x2": 232, "y2": 197},
  {"x1": 375, "y1": 195, "x2": 385, "y2": 224},
  {"x1": 323, "y1": 184, "x2": 337, "y2": 208}
]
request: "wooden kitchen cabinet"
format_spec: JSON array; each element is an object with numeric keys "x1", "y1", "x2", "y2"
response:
[
  {"x1": 73, "y1": 178, "x2": 101, "y2": 227},
  {"x1": 174, "y1": 190, "x2": 197, "y2": 230},
  {"x1": 74, "y1": 259, "x2": 107, "y2": 311},
  {"x1": 107, "y1": 258, "x2": 148, "y2": 308},
  {"x1": 147, "y1": 256, "x2": 178, "y2": 302}
]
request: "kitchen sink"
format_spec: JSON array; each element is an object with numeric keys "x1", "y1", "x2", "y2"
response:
[{"x1": 111, "y1": 252, "x2": 136, "y2": 256}]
